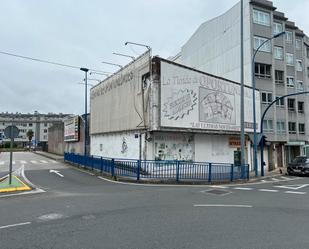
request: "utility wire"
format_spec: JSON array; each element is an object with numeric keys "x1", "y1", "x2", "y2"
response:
[{"x1": 0, "y1": 50, "x2": 104, "y2": 73}]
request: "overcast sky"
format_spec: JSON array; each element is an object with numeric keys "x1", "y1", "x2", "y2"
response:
[{"x1": 1, "y1": 0, "x2": 308, "y2": 115}]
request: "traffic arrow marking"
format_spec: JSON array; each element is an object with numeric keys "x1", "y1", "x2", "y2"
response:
[{"x1": 49, "y1": 169, "x2": 64, "y2": 178}]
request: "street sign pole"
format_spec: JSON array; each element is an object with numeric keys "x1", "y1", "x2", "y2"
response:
[{"x1": 9, "y1": 126, "x2": 13, "y2": 184}]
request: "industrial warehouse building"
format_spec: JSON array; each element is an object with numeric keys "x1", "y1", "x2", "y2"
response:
[{"x1": 90, "y1": 51, "x2": 260, "y2": 171}]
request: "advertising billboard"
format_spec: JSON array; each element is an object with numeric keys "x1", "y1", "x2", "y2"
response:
[
  {"x1": 64, "y1": 116, "x2": 79, "y2": 142},
  {"x1": 160, "y1": 60, "x2": 261, "y2": 132}
]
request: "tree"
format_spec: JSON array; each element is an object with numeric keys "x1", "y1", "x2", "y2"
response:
[{"x1": 26, "y1": 129, "x2": 34, "y2": 150}]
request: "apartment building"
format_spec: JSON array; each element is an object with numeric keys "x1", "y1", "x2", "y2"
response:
[
  {"x1": 173, "y1": 0, "x2": 309, "y2": 169},
  {"x1": 0, "y1": 111, "x2": 71, "y2": 149}
]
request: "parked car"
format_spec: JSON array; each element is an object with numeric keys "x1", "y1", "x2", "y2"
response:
[{"x1": 287, "y1": 156, "x2": 309, "y2": 175}]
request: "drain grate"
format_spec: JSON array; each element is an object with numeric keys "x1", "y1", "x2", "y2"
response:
[{"x1": 203, "y1": 189, "x2": 231, "y2": 196}]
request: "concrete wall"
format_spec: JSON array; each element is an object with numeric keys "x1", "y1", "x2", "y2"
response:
[
  {"x1": 48, "y1": 123, "x2": 64, "y2": 155},
  {"x1": 180, "y1": 0, "x2": 252, "y2": 86}
]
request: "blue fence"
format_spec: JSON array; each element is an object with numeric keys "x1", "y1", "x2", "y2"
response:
[{"x1": 64, "y1": 153, "x2": 249, "y2": 183}]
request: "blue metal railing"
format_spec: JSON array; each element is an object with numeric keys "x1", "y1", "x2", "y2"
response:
[{"x1": 64, "y1": 153, "x2": 249, "y2": 183}]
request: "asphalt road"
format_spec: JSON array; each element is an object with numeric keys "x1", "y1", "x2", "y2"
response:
[{"x1": 1, "y1": 152, "x2": 309, "y2": 249}]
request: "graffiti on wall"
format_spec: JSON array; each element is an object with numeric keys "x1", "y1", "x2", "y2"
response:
[
  {"x1": 154, "y1": 133, "x2": 194, "y2": 161},
  {"x1": 121, "y1": 137, "x2": 128, "y2": 154}
]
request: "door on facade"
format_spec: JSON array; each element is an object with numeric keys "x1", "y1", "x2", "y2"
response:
[
  {"x1": 277, "y1": 144, "x2": 283, "y2": 168},
  {"x1": 268, "y1": 145, "x2": 274, "y2": 171}
]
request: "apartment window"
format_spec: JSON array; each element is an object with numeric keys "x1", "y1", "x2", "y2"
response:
[
  {"x1": 273, "y1": 22, "x2": 283, "y2": 35},
  {"x1": 44, "y1": 123, "x2": 48, "y2": 127},
  {"x1": 299, "y1": 123, "x2": 305, "y2": 134},
  {"x1": 43, "y1": 135, "x2": 48, "y2": 140},
  {"x1": 298, "y1": 101, "x2": 304, "y2": 113},
  {"x1": 263, "y1": 120, "x2": 273, "y2": 132},
  {"x1": 296, "y1": 60, "x2": 303, "y2": 71},
  {"x1": 307, "y1": 46, "x2": 309, "y2": 59},
  {"x1": 29, "y1": 123, "x2": 33, "y2": 127},
  {"x1": 255, "y1": 63, "x2": 271, "y2": 78},
  {"x1": 286, "y1": 31, "x2": 293, "y2": 43},
  {"x1": 253, "y1": 9, "x2": 270, "y2": 26},
  {"x1": 276, "y1": 96, "x2": 285, "y2": 107},
  {"x1": 295, "y1": 39, "x2": 302, "y2": 50},
  {"x1": 286, "y1": 53, "x2": 294, "y2": 65},
  {"x1": 254, "y1": 36, "x2": 271, "y2": 52},
  {"x1": 44, "y1": 129, "x2": 47, "y2": 133},
  {"x1": 288, "y1": 99, "x2": 295, "y2": 111},
  {"x1": 261, "y1": 92, "x2": 272, "y2": 104},
  {"x1": 274, "y1": 46, "x2": 283, "y2": 60},
  {"x1": 277, "y1": 121, "x2": 285, "y2": 134},
  {"x1": 286, "y1": 76, "x2": 295, "y2": 87},
  {"x1": 288, "y1": 122, "x2": 296, "y2": 134},
  {"x1": 275, "y1": 70, "x2": 284, "y2": 84},
  {"x1": 297, "y1": 81, "x2": 304, "y2": 91}
]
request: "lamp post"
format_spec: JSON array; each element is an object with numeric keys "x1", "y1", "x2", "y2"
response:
[
  {"x1": 101, "y1": 61, "x2": 123, "y2": 69},
  {"x1": 113, "y1": 52, "x2": 135, "y2": 61},
  {"x1": 80, "y1": 67, "x2": 89, "y2": 156},
  {"x1": 252, "y1": 31, "x2": 285, "y2": 177}
]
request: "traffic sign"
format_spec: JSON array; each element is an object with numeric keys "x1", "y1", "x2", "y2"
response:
[{"x1": 4, "y1": 126, "x2": 20, "y2": 139}]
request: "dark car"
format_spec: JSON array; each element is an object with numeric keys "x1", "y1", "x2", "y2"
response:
[{"x1": 287, "y1": 156, "x2": 309, "y2": 175}]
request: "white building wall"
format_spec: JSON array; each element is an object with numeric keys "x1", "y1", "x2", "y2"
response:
[
  {"x1": 91, "y1": 131, "x2": 142, "y2": 159},
  {"x1": 180, "y1": 0, "x2": 252, "y2": 86}
]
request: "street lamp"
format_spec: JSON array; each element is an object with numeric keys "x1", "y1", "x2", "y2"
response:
[
  {"x1": 101, "y1": 61, "x2": 123, "y2": 69},
  {"x1": 80, "y1": 67, "x2": 89, "y2": 157},
  {"x1": 89, "y1": 71, "x2": 111, "y2": 77},
  {"x1": 124, "y1": 41, "x2": 151, "y2": 50},
  {"x1": 113, "y1": 52, "x2": 135, "y2": 61},
  {"x1": 252, "y1": 31, "x2": 285, "y2": 177}
]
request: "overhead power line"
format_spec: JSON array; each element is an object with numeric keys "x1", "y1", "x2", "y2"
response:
[{"x1": 0, "y1": 50, "x2": 104, "y2": 73}]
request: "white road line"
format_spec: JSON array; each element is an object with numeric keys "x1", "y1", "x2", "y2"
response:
[
  {"x1": 271, "y1": 178, "x2": 279, "y2": 181},
  {"x1": 258, "y1": 189, "x2": 279, "y2": 193},
  {"x1": 49, "y1": 160, "x2": 58, "y2": 164},
  {"x1": 208, "y1": 185, "x2": 229, "y2": 189},
  {"x1": 233, "y1": 187, "x2": 253, "y2": 191},
  {"x1": 30, "y1": 160, "x2": 38, "y2": 164},
  {"x1": 284, "y1": 191, "x2": 306, "y2": 195},
  {"x1": 12, "y1": 161, "x2": 15, "y2": 165},
  {"x1": 40, "y1": 160, "x2": 48, "y2": 164},
  {"x1": 0, "y1": 161, "x2": 5, "y2": 165},
  {"x1": 20, "y1": 160, "x2": 27, "y2": 164},
  {"x1": 194, "y1": 204, "x2": 252, "y2": 208},
  {"x1": 0, "y1": 222, "x2": 31, "y2": 230},
  {"x1": 280, "y1": 176, "x2": 290, "y2": 180}
]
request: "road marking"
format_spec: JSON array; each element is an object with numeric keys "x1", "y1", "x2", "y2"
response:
[
  {"x1": 12, "y1": 161, "x2": 15, "y2": 165},
  {"x1": 38, "y1": 213, "x2": 64, "y2": 221},
  {"x1": 20, "y1": 160, "x2": 27, "y2": 164},
  {"x1": 40, "y1": 160, "x2": 48, "y2": 164},
  {"x1": 49, "y1": 169, "x2": 64, "y2": 177},
  {"x1": 233, "y1": 187, "x2": 253, "y2": 191},
  {"x1": 280, "y1": 176, "x2": 290, "y2": 180},
  {"x1": 30, "y1": 160, "x2": 38, "y2": 164},
  {"x1": 274, "y1": 184, "x2": 309, "y2": 190},
  {"x1": 208, "y1": 185, "x2": 229, "y2": 189},
  {"x1": 194, "y1": 204, "x2": 252, "y2": 208},
  {"x1": 49, "y1": 160, "x2": 58, "y2": 164},
  {"x1": 0, "y1": 222, "x2": 31, "y2": 230},
  {"x1": 284, "y1": 191, "x2": 306, "y2": 195},
  {"x1": 0, "y1": 161, "x2": 5, "y2": 165},
  {"x1": 271, "y1": 178, "x2": 279, "y2": 181},
  {"x1": 258, "y1": 189, "x2": 279, "y2": 193}
]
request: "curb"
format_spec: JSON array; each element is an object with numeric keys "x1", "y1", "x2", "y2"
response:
[
  {"x1": 32, "y1": 151, "x2": 64, "y2": 162},
  {"x1": 0, "y1": 175, "x2": 31, "y2": 193}
]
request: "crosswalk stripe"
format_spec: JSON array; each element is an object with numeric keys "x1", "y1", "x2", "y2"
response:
[
  {"x1": 271, "y1": 178, "x2": 279, "y2": 181},
  {"x1": 284, "y1": 191, "x2": 306, "y2": 195},
  {"x1": 20, "y1": 160, "x2": 27, "y2": 164},
  {"x1": 259, "y1": 189, "x2": 278, "y2": 193},
  {"x1": 49, "y1": 160, "x2": 58, "y2": 164},
  {"x1": 40, "y1": 160, "x2": 48, "y2": 164},
  {"x1": 234, "y1": 187, "x2": 253, "y2": 191},
  {"x1": 12, "y1": 161, "x2": 16, "y2": 165},
  {"x1": 30, "y1": 160, "x2": 38, "y2": 164},
  {"x1": 0, "y1": 161, "x2": 5, "y2": 165}
]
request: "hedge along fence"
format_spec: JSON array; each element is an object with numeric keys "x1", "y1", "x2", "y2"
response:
[{"x1": 64, "y1": 152, "x2": 249, "y2": 183}]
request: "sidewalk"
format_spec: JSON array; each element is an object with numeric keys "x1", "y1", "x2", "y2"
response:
[
  {"x1": 248, "y1": 167, "x2": 286, "y2": 182},
  {"x1": 33, "y1": 151, "x2": 64, "y2": 161}
]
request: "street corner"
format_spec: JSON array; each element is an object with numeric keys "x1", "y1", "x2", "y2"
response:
[{"x1": 0, "y1": 175, "x2": 32, "y2": 194}]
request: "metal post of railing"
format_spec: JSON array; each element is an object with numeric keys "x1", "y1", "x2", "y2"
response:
[
  {"x1": 137, "y1": 160, "x2": 141, "y2": 181},
  {"x1": 208, "y1": 163, "x2": 212, "y2": 182},
  {"x1": 100, "y1": 157, "x2": 103, "y2": 173},
  {"x1": 91, "y1": 155, "x2": 94, "y2": 170},
  {"x1": 176, "y1": 160, "x2": 180, "y2": 182},
  {"x1": 230, "y1": 164, "x2": 234, "y2": 182},
  {"x1": 111, "y1": 158, "x2": 115, "y2": 177}
]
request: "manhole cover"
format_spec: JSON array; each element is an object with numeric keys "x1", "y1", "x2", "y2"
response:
[{"x1": 203, "y1": 189, "x2": 231, "y2": 196}]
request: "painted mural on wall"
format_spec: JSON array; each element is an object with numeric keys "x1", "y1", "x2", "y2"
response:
[
  {"x1": 160, "y1": 61, "x2": 260, "y2": 132},
  {"x1": 162, "y1": 89, "x2": 197, "y2": 120},
  {"x1": 154, "y1": 133, "x2": 194, "y2": 161},
  {"x1": 199, "y1": 88, "x2": 235, "y2": 124}
]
